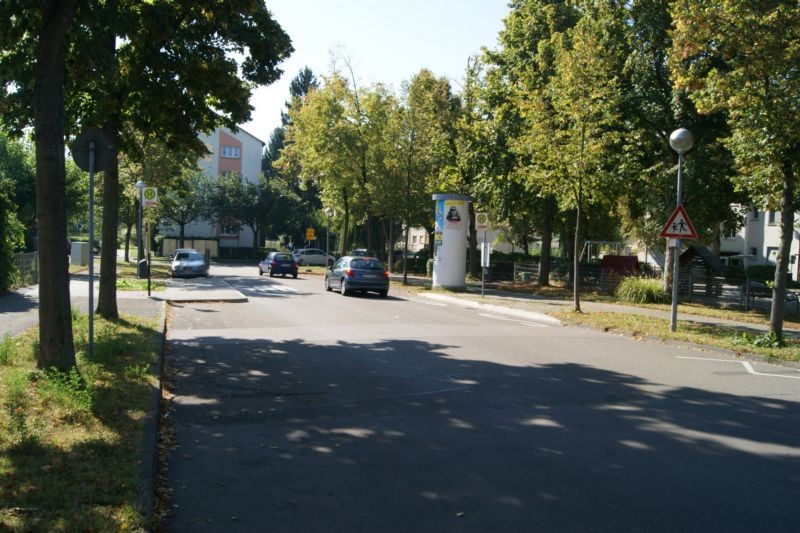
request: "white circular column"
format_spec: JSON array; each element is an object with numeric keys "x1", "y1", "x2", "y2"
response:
[{"x1": 432, "y1": 193, "x2": 472, "y2": 289}]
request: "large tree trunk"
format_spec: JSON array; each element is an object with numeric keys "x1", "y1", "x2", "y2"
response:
[
  {"x1": 34, "y1": 0, "x2": 79, "y2": 371},
  {"x1": 96, "y1": 117, "x2": 120, "y2": 320},
  {"x1": 340, "y1": 189, "x2": 350, "y2": 255},
  {"x1": 573, "y1": 201, "x2": 582, "y2": 312},
  {"x1": 769, "y1": 161, "x2": 794, "y2": 341},
  {"x1": 124, "y1": 222, "x2": 132, "y2": 262},
  {"x1": 179, "y1": 223, "x2": 186, "y2": 248},
  {"x1": 538, "y1": 196, "x2": 556, "y2": 285},
  {"x1": 467, "y1": 203, "x2": 479, "y2": 278}
]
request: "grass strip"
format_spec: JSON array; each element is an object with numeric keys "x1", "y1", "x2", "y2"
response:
[
  {"x1": 0, "y1": 310, "x2": 161, "y2": 531},
  {"x1": 553, "y1": 310, "x2": 800, "y2": 363}
]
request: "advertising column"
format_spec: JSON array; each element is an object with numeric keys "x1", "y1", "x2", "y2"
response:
[{"x1": 432, "y1": 193, "x2": 471, "y2": 289}]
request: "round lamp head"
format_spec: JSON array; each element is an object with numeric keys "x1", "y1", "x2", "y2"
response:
[
  {"x1": 669, "y1": 128, "x2": 694, "y2": 154},
  {"x1": 135, "y1": 180, "x2": 145, "y2": 192}
]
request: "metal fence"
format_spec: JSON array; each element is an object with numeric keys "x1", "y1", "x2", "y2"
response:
[{"x1": 12, "y1": 252, "x2": 39, "y2": 288}]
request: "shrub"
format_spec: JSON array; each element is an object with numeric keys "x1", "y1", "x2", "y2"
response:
[
  {"x1": 0, "y1": 333, "x2": 14, "y2": 365},
  {"x1": 616, "y1": 276, "x2": 669, "y2": 304},
  {"x1": 747, "y1": 265, "x2": 778, "y2": 285}
]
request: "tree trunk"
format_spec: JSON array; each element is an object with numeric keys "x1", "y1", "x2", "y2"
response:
[
  {"x1": 769, "y1": 160, "x2": 794, "y2": 341},
  {"x1": 402, "y1": 222, "x2": 410, "y2": 285},
  {"x1": 538, "y1": 196, "x2": 556, "y2": 285},
  {"x1": 124, "y1": 223, "x2": 132, "y2": 262},
  {"x1": 711, "y1": 224, "x2": 721, "y2": 257},
  {"x1": 663, "y1": 239, "x2": 673, "y2": 291},
  {"x1": 467, "y1": 203, "x2": 479, "y2": 278},
  {"x1": 96, "y1": 118, "x2": 120, "y2": 320},
  {"x1": 573, "y1": 201, "x2": 582, "y2": 312},
  {"x1": 341, "y1": 189, "x2": 350, "y2": 255},
  {"x1": 179, "y1": 223, "x2": 186, "y2": 248},
  {"x1": 34, "y1": 0, "x2": 79, "y2": 371}
]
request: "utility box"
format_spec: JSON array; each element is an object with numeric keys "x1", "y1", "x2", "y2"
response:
[
  {"x1": 70, "y1": 241, "x2": 89, "y2": 266},
  {"x1": 137, "y1": 259, "x2": 149, "y2": 278}
]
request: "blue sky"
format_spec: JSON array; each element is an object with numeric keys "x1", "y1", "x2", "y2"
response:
[{"x1": 242, "y1": 0, "x2": 511, "y2": 143}]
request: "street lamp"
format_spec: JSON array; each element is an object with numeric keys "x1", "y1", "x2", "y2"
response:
[
  {"x1": 324, "y1": 207, "x2": 332, "y2": 266},
  {"x1": 135, "y1": 180, "x2": 145, "y2": 263},
  {"x1": 668, "y1": 128, "x2": 694, "y2": 332}
]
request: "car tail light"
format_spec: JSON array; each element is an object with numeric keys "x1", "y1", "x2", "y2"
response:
[
  {"x1": 345, "y1": 269, "x2": 354, "y2": 277},
  {"x1": 383, "y1": 271, "x2": 389, "y2": 279},
  {"x1": 271, "y1": 260, "x2": 277, "y2": 267}
]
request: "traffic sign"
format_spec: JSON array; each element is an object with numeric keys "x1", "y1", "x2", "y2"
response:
[
  {"x1": 475, "y1": 212, "x2": 490, "y2": 231},
  {"x1": 660, "y1": 204, "x2": 698, "y2": 239},
  {"x1": 142, "y1": 187, "x2": 158, "y2": 208},
  {"x1": 306, "y1": 227, "x2": 315, "y2": 240}
]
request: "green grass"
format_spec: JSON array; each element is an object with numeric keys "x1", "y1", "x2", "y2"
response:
[
  {"x1": 553, "y1": 310, "x2": 800, "y2": 362},
  {"x1": 115, "y1": 259, "x2": 170, "y2": 291},
  {"x1": 0, "y1": 311, "x2": 161, "y2": 531}
]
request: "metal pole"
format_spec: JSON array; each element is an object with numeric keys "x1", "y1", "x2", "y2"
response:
[
  {"x1": 481, "y1": 231, "x2": 487, "y2": 297},
  {"x1": 137, "y1": 188, "x2": 144, "y2": 261},
  {"x1": 326, "y1": 214, "x2": 330, "y2": 263},
  {"x1": 147, "y1": 221, "x2": 152, "y2": 296},
  {"x1": 88, "y1": 141, "x2": 95, "y2": 358},
  {"x1": 669, "y1": 152, "x2": 684, "y2": 332}
]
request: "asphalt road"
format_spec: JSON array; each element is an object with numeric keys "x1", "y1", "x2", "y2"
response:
[{"x1": 164, "y1": 264, "x2": 800, "y2": 532}]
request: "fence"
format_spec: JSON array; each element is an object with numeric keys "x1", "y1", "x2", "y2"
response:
[{"x1": 13, "y1": 252, "x2": 39, "y2": 288}]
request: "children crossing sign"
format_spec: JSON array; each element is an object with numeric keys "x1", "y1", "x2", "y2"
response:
[{"x1": 660, "y1": 204, "x2": 698, "y2": 239}]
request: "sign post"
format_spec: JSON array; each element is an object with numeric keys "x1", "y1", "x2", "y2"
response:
[
  {"x1": 142, "y1": 188, "x2": 157, "y2": 295},
  {"x1": 476, "y1": 213, "x2": 490, "y2": 297},
  {"x1": 69, "y1": 128, "x2": 115, "y2": 359}
]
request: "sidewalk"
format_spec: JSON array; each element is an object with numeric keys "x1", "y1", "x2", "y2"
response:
[
  {"x1": 390, "y1": 273, "x2": 800, "y2": 339},
  {"x1": 0, "y1": 274, "x2": 247, "y2": 338}
]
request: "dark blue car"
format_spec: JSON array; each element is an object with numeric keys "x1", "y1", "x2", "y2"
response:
[{"x1": 259, "y1": 252, "x2": 298, "y2": 278}]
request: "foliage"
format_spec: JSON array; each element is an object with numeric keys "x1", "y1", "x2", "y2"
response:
[
  {"x1": 0, "y1": 313, "x2": 161, "y2": 531},
  {"x1": 671, "y1": 1, "x2": 800, "y2": 340},
  {"x1": 615, "y1": 276, "x2": 669, "y2": 304}
]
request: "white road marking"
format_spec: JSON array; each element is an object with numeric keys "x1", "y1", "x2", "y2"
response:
[
  {"x1": 677, "y1": 356, "x2": 800, "y2": 380},
  {"x1": 479, "y1": 313, "x2": 550, "y2": 328},
  {"x1": 741, "y1": 361, "x2": 800, "y2": 380},
  {"x1": 399, "y1": 296, "x2": 447, "y2": 307}
]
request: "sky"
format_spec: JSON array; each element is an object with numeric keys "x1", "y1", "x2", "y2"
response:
[{"x1": 241, "y1": 0, "x2": 511, "y2": 144}]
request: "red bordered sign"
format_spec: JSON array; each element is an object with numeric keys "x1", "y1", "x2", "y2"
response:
[{"x1": 660, "y1": 204, "x2": 698, "y2": 239}]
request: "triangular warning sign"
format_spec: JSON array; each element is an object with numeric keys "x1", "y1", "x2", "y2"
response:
[{"x1": 660, "y1": 204, "x2": 698, "y2": 239}]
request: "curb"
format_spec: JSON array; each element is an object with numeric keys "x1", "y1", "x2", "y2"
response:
[
  {"x1": 138, "y1": 299, "x2": 167, "y2": 528},
  {"x1": 421, "y1": 293, "x2": 562, "y2": 326}
]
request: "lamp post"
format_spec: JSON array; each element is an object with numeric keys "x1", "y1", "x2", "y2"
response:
[
  {"x1": 135, "y1": 179, "x2": 145, "y2": 264},
  {"x1": 668, "y1": 128, "x2": 694, "y2": 332}
]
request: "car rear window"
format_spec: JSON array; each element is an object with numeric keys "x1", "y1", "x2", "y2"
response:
[
  {"x1": 274, "y1": 253, "x2": 293, "y2": 261},
  {"x1": 350, "y1": 258, "x2": 383, "y2": 270}
]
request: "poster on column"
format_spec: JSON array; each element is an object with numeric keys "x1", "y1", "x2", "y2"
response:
[
  {"x1": 434, "y1": 199, "x2": 444, "y2": 259},
  {"x1": 444, "y1": 200, "x2": 464, "y2": 229}
]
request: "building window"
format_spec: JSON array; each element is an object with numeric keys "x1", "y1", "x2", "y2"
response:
[
  {"x1": 752, "y1": 210, "x2": 759, "y2": 221},
  {"x1": 768, "y1": 211, "x2": 780, "y2": 225},
  {"x1": 220, "y1": 145, "x2": 240, "y2": 158}
]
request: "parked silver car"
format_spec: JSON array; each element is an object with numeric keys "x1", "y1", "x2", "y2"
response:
[
  {"x1": 292, "y1": 248, "x2": 335, "y2": 266},
  {"x1": 169, "y1": 250, "x2": 209, "y2": 278}
]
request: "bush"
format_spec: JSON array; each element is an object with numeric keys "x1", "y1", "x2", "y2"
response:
[{"x1": 616, "y1": 276, "x2": 669, "y2": 304}]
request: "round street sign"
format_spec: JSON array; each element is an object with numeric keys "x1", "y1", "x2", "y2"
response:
[
  {"x1": 143, "y1": 187, "x2": 158, "y2": 208},
  {"x1": 476, "y1": 212, "x2": 490, "y2": 230},
  {"x1": 69, "y1": 128, "x2": 115, "y2": 172}
]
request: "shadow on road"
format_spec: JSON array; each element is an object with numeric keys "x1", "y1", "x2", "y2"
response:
[{"x1": 162, "y1": 333, "x2": 800, "y2": 532}]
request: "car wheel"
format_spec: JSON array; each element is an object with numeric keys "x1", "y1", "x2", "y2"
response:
[
  {"x1": 259, "y1": 267, "x2": 263, "y2": 276},
  {"x1": 282, "y1": 273, "x2": 286, "y2": 278},
  {"x1": 293, "y1": 273, "x2": 298, "y2": 279},
  {"x1": 325, "y1": 276, "x2": 332, "y2": 291},
  {"x1": 340, "y1": 279, "x2": 350, "y2": 296},
  {"x1": 297, "y1": 259, "x2": 305, "y2": 266},
  {"x1": 378, "y1": 290, "x2": 388, "y2": 298},
  {"x1": 269, "y1": 270, "x2": 274, "y2": 277}
]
